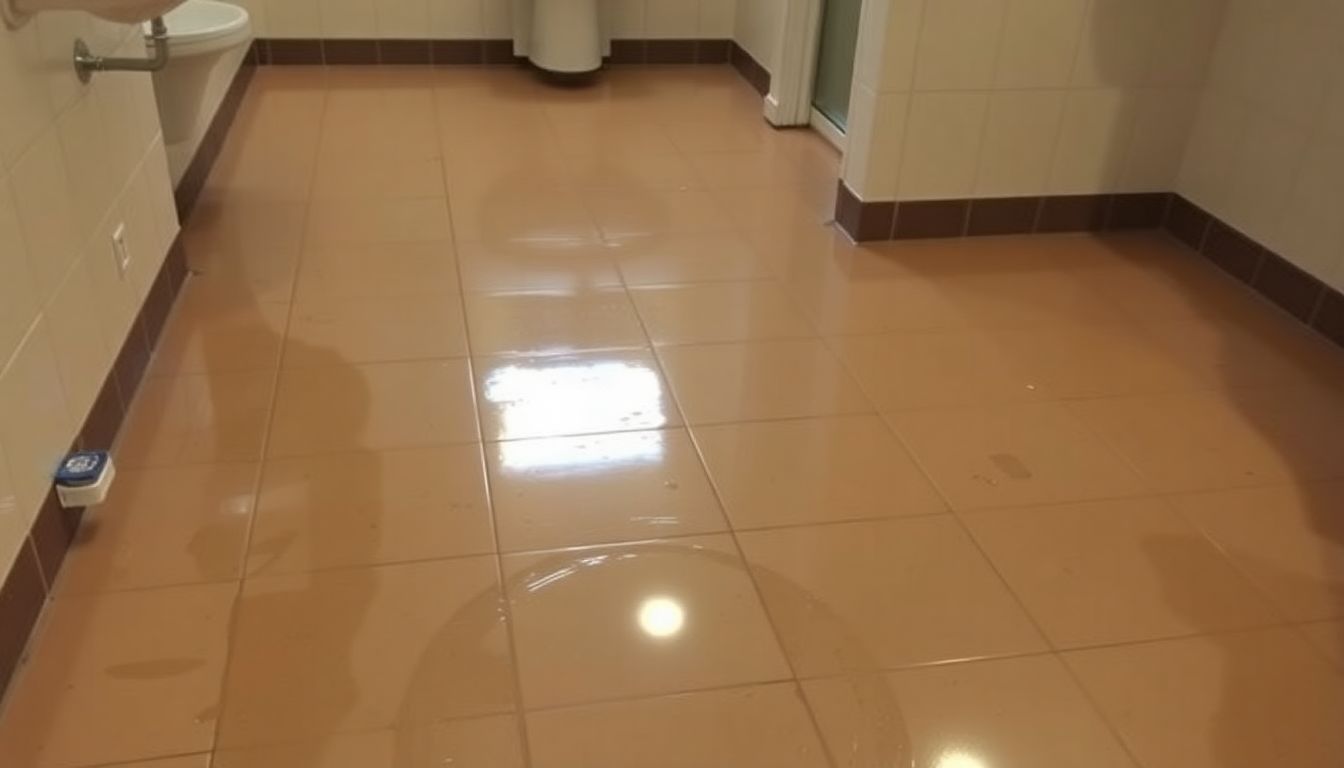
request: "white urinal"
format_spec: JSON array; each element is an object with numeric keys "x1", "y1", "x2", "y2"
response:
[{"x1": 513, "y1": 0, "x2": 604, "y2": 74}]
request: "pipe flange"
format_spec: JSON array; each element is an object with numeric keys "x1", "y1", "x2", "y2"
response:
[{"x1": 2, "y1": 0, "x2": 32, "y2": 29}]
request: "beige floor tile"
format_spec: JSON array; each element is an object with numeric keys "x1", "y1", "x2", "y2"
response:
[
  {"x1": 1140, "y1": 316, "x2": 1344, "y2": 391},
  {"x1": 609, "y1": 232, "x2": 780, "y2": 286},
  {"x1": 148, "y1": 290, "x2": 288, "y2": 376},
  {"x1": 631, "y1": 282, "x2": 816, "y2": 346},
  {"x1": 991, "y1": 322, "x2": 1207, "y2": 398},
  {"x1": 213, "y1": 715, "x2": 525, "y2": 768},
  {"x1": 833, "y1": 330, "x2": 1046, "y2": 411},
  {"x1": 560, "y1": 151, "x2": 700, "y2": 191},
  {"x1": 285, "y1": 293, "x2": 469, "y2": 365},
  {"x1": 268, "y1": 359, "x2": 478, "y2": 456},
  {"x1": 737, "y1": 518, "x2": 1046, "y2": 675},
  {"x1": 1066, "y1": 628, "x2": 1344, "y2": 768},
  {"x1": 694, "y1": 415, "x2": 946, "y2": 529},
  {"x1": 449, "y1": 186, "x2": 600, "y2": 245},
  {"x1": 465, "y1": 291, "x2": 647, "y2": 357},
  {"x1": 457, "y1": 240, "x2": 623, "y2": 294},
  {"x1": 503, "y1": 536, "x2": 792, "y2": 708},
  {"x1": 218, "y1": 557, "x2": 514, "y2": 748},
  {"x1": 1299, "y1": 620, "x2": 1344, "y2": 669},
  {"x1": 685, "y1": 150, "x2": 816, "y2": 190},
  {"x1": 585, "y1": 187, "x2": 733, "y2": 239},
  {"x1": 101, "y1": 756, "x2": 211, "y2": 768},
  {"x1": 117, "y1": 371, "x2": 275, "y2": 469},
  {"x1": 475, "y1": 350, "x2": 683, "y2": 441},
  {"x1": 248, "y1": 447, "x2": 495, "y2": 575},
  {"x1": 658, "y1": 340, "x2": 873, "y2": 425},
  {"x1": 488, "y1": 429, "x2": 727, "y2": 552},
  {"x1": 526, "y1": 683, "x2": 828, "y2": 768},
  {"x1": 310, "y1": 155, "x2": 445, "y2": 200},
  {"x1": 182, "y1": 199, "x2": 305, "y2": 304},
  {"x1": 58, "y1": 464, "x2": 257, "y2": 594},
  {"x1": 802, "y1": 655, "x2": 1136, "y2": 768},
  {"x1": 295, "y1": 241, "x2": 460, "y2": 301},
  {"x1": 1068, "y1": 392, "x2": 1299, "y2": 493},
  {"x1": 306, "y1": 198, "x2": 453, "y2": 244},
  {"x1": 942, "y1": 269, "x2": 1126, "y2": 329},
  {"x1": 889, "y1": 403, "x2": 1146, "y2": 510},
  {"x1": 0, "y1": 584, "x2": 235, "y2": 768},
  {"x1": 962, "y1": 498, "x2": 1280, "y2": 648},
  {"x1": 785, "y1": 277, "x2": 970, "y2": 335},
  {"x1": 1172, "y1": 483, "x2": 1344, "y2": 621}
]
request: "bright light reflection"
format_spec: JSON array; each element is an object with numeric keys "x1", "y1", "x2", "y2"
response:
[
  {"x1": 936, "y1": 749, "x2": 988, "y2": 768},
  {"x1": 499, "y1": 430, "x2": 666, "y2": 473},
  {"x1": 483, "y1": 361, "x2": 668, "y2": 441},
  {"x1": 637, "y1": 596, "x2": 685, "y2": 638}
]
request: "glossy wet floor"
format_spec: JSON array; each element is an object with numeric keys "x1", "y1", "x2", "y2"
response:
[{"x1": 2, "y1": 66, "x2": 1344, "y2": 768}]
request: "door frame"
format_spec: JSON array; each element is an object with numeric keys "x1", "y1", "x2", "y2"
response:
[{"x1": 764, "y1": 0, "x2": 826, "y2": 127}]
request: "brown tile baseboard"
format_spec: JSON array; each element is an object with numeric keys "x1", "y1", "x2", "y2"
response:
[
  {"x1": 833, "y1": 183, "x2": 1171, "y2": 243},
  {"x1": 175, "y1": 52, "x2": 256, "y2": 221},
  {"x1": 251, "y1": 38, "x2": 733, "y2": 67},
  {"x1": 729, "y1": 41, "x2": 770, "y2": 96},
  {"x1": 1160, "y1": 195, "x2": 1340, "y2": 345},
  {"x1": 0, "y1": 235, "x2": 189, "y2": 697}
]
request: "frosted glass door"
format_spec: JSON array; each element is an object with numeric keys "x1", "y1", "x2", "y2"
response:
[{"x1": 812, "y1": 0, "x2": 862, "y2": 130}]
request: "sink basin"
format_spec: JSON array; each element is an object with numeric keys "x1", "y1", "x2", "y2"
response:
[{"x1": 4, "y1": 0, "x2": 183, "y2": 25}]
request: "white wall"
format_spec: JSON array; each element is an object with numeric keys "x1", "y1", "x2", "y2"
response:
[
  {"x1": 232, "y1": 0, "x2": 735, "y2": 39},
  {"x1": 1176, "y1": 0, "x2": 1344, "y2": 291},
  {"x1": 0, "y1": 12, "x2": 178, "y2": 575},
  {"x1": 841, "y1": 0, "x2": 1225, "y2": 203},
  {"x1": 732, "y1": 0, "x2": 781, "y2": 72}
]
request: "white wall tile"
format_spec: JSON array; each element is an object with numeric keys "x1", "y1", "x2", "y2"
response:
[
  {"x1": 975, "y1": 90, "x2": 1066, "y2": 197},
  {"x1": 10, "y1": 129, "x2": 81, "y2": 306},
  {"x1": 0, "y1": 183, "x2": 37, "y2": 368},
  {"x1": 321, "y1": 0, "x2": 377, "y2": 37},
  {"x1": 1047, "y1": 88, "x2": 1136, "y2": 195},
  {"x1": 645, "y1": 0, "x2": 698, "y2": 38},
  {"x1": 430, "y1": 0, "x2": 481, "y2": 38},
  {"x1": 377, "y1": 0, "x2": 431, "y2": 37},
  {"x1": 899, "y1": 92, "x2": 989, "y2": 200},
  {"x1": 0, "y1": 436, "x2": 26, "y2": 575},
  {"x1": 1221, "y1": 111, "x2": 1310, "y2": 247},
  {"x1": 995, "y1": 0, "x2": 1086, "y2": 89},
  {"x1": 843, "y1": 87, "x2": 908, "y2": 201},
  {"x1": 699, "y1": 0, "x2": 735, "y2": 37},
  {"x1": 1120, "y1": 87, "x2": 1200, "y2": 192},
  {"x1": 0, "y1": 320, "x2": 73, "y2": 527},
  {"x1": 46, "y1": 254, "x2": 110, "y2": 423},
  {"x1": 1273, "y1": 130, "x2": 1344, "y2": 280},
  {"x1": 0, "y1": 20, "x2": 52, "y2": 170},
  {"x1": 912, "y1": 0, "x2": 1005, "y2": 91},
  {"x1": 854, "y1": 0, "x2": 922, "y2": 93},
  {"x1": 1071, "y1": 0, "x2": 1160, "y2": 88}
]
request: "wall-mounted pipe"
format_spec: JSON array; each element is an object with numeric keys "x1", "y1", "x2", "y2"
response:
[{"x1": 73, "y1": 14, "x2": 168, "y2": 83}]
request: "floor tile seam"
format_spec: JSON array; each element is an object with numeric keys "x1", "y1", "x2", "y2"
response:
[
  {"x1": 670, "y1": 389, "x2": 844, "y2": 768},
  {"x1": 204, "y1": 80, "x2": 331, "y2": 759},
  {"x1": 435, "y1": 133, "x2": 539, "y2": 768},
  {"x1": 206, "y1": 708, "x2": 521, "y2": 758}
]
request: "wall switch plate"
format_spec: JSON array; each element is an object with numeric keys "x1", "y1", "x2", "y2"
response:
[{"x1": 111, "y1": 223, "x2": 130, "y2": 278}]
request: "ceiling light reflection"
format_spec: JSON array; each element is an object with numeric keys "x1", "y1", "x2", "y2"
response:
[
  {"x1": 637, "y1": 596, "x2": 686, "y2": 639},
  {"x1": 483, "y1": 360, "x2": 669, "y2": 441},
  {"x1": 935, "y1": 749, "x2": 987, "y2": 768},
  {"x1": 498, "y1": 431, "x2": 666, "y2": 473}
]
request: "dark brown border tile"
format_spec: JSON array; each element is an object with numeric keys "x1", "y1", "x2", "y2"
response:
[
  {"x1": 833, "y1": 180, "x2": 863, "y2": 239},
  {"x1": 1254, "y1": 250, "x2": 1325, "y2": 322},
  {"x1": 113, "y1": 314, "x2": 150, "y2": 404},
  {"x1": 967, "y1": 197, "x2": 1040, "y2": 236},
  {"x1": 482, "y1": 39, "x2": 518, "y2": 64},
  {"x1": 0, "y1": 542, "x2": 45, "y2": 693},
  {"x1": 696, "y1": 39, "x2": 731, "y2": 64},
  {"x1": 895, "y1": 199, "x2": 969, "y2": 240},
  {"x1": 29, "y1": 489, "x2": 74, "y2": 589},
  {"x1": 322, "y1": 39, "x2": 379, "y2": 65},
  {"x1": 1201, "y1": 220, "x2": 1265, "y2": 284},
  {"x1": 1313, "y1": 289, "x2": 1344, "y2": 348},
  {"x1": 608, "y1": 39, "x2": 646, "y2": 64},
  {"x1": 265, "y1": 39, "x2": 323, "y2": 65},
  {"x1": 1107, "y1": 192, "x2": 1169, "y2": 230},
  {"x1": 729, "y1": 41, "x2": 770, "y2": 96},
  {"x1": 378, "y1": 39, "x2": 431, "y2": 65},
  {"x1": 857, "y1": 202, "x2": 898, "y2": 241},
  {"x1": 1037, "y1": 194, "x2": 1111, "y2": 233},
  {"x1": 1164, "y1": 194, "x2": 1211, "y2": 251},
  {"x1": 142, "y1": 264, "x2": 175, "y2": 349},
  {"x1": 646, "y1": 39, "x2": 697, "y2": 65},
  {"x1": 80, "y1": 374, "x2": 123, "y2": 452},
  {"x1": 432, "y1": 40, "x2": 483, "y2": 65}
]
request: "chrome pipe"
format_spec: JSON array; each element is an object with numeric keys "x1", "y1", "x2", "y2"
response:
[{"x1": 73, "y1": 15, "x2": 168, "y2": 83}]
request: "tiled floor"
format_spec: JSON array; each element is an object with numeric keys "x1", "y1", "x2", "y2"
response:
[{"x1": 2, "y1": 65, "x2": 1344, "y2": 767}]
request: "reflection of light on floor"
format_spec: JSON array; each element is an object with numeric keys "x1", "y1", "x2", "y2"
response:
[
  {"x1": 497, "y1": 430, "x2": 667, "y2": 473},
  {"x1": 936, "y1": 749, "x2": 987, "y2": 768},
  {"x1": 483, "y1": 360, "x2": 669, "y2": 441},
  {"x1": 637, "y1": 596, "x2": 686, "y2": 639}
]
